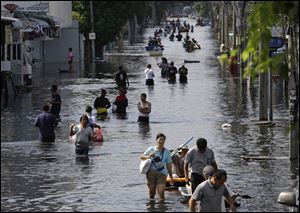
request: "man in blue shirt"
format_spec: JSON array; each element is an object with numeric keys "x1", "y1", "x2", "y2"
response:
[{"x1": 34, "y1": 104, "x2": 57, "y2": 142}]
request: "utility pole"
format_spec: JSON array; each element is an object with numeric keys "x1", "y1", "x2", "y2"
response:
[
  {"x1": 90, "y1": 1, "x2": 95, "y2": 64},
  {"x1": 221, "y1": 2, "x2": 225, "y2": 44},
  {"x1": 232, "y1": 10, "x2": 237, "y2": 48},
  {"x1": 152, "y1": 1, "x2": 156, "y2": 27},
  {"x1": 258, "y1": 14, "x2": 268, "y2": 121},
  {"x1": 268, "y1": 67, "x2": 273, "y2": 122},
  {"x1": 224, "y1": 2, "x2": 229, "y2": 49}
]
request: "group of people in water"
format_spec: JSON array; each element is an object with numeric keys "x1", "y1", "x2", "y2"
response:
[
  {"x1": 32, "y1": 17, "x2": 238, "y2": 211},
  {"x1": 165, "y1": 18, "x2": 200, "y2": 52},
  {"x1": 156, "y1": 57, "x2": 188, "y2": 84},
  {"x1": 34, "y1": 64, "x2": 153, "y2": 154},
  {"x1": 140, "y1": 134, "x2": 238, "y2": 212}
]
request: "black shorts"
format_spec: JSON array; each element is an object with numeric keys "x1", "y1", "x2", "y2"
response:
[
  {"x1": 146, "y1": 79, "x2": 154, "y2": 85},
  {"x1": 138, "y1": 116, "x2": 149, "y2": 123},
  {"x1": 68, "y1": 60, "x2": 73, "y2": 64}
]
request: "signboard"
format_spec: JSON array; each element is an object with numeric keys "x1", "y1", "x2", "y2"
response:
[
  {"x1": 5, "y1": 25, "x2": 13, "y2": 44},
  {"x1": 1, "y1": 1, "x2": 49, "y2": 12},
  {"x1": 89, "y1": 33, "x2": 96, "y2": 40}
]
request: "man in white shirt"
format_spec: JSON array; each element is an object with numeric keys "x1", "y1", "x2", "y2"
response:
[
  {"x1": 145, "y1": 64, "x2": 155, "y2": 86},
  {"x1": 137, "y1": 93, "x2": 151, "y2": 123}
]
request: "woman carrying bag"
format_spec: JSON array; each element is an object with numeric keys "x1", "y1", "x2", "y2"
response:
[{"x1": 140, "y1": 133, "x2": 174, "y2": 202}]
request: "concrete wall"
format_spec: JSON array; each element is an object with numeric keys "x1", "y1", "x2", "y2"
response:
[
  {"x1": 44, "y1": 21, "x2": 80, "y2": 63},
  {"x1": 48, "y1": 1, "x2": 73, "y2": 28}
]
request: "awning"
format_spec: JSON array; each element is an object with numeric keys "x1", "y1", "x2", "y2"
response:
[
  {"x1": 1, "y1": 16, "x2": 24, "y2": 29},
  {"x1": 13, "y1": 11, "x2": 55, "y2": 29},
  {"x1": 28, "y1": 17, "x2": 49, "y2": 28}
]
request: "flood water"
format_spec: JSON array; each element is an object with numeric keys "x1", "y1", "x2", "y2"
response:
[{"x1": 1, "y1": 18, "x2": 295, "y2": 212}]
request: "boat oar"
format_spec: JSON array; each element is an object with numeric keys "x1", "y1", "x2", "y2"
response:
[{"x1": 171, "y1": 137, "x2": 194, "y2": 157}]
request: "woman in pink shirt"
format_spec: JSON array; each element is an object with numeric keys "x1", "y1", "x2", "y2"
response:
[{"x1": 68, "y1": 47, "x2": 74, "y2": 70}]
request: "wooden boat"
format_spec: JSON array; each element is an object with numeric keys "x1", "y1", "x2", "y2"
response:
[
  {"x1": 148, "y1": 50, "x2": 163, "y2": 57},
  {"x1": 166, "y1": 177, "x2": 186, "y2": 190},
  {"x1": 145, "y1": 45, "x2": 164, "y2": 57},
  {"x1": 241, "y1": 155, "x2": 288, "y2": 161}
]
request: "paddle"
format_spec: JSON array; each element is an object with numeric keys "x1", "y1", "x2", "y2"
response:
[
  {"x1": 170, "y1": 137, "x2": 194, "y2": 157},
  {"x1": 230, "y1": 188, "x2": 253, "y2": 199}
]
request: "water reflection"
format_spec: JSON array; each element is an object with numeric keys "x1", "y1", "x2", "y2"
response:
[
  {"x1": 75, "y1": 155, "x2": 90, "y2": 165},
  {"x1": 138, "y1": 122, "x2": 151, "y2": 139}
]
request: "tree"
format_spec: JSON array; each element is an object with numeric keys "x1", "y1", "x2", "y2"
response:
[
  {"x1": 72, "y1": 1, "x2": 152, "y2": 54},
  {"x1": 241, "y1": 1, "x2": 298, "y2": 79},
  {"x1": 193, "y1": 1, "x2": 210, "y2": 18}
]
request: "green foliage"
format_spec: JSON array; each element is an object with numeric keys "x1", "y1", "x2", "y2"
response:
[
  {"x1": 219, "y1": 53, "x2": 228, "y2": 62},
  {"x1": 194, "y1": 2, "x2": 210, "y2": 18},
  {"x1": 241, "y1": 1, "x2": 290, "y2": 79},
  {"x1": 72, "y1": 1, "x2": 152, "y2": 51}
]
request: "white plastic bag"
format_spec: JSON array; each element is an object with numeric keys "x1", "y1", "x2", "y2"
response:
[
  {"x1": 139, "y1": 159, "x2": 152, "y2": 174},
  {"x1": 112, "y1": 102, "x2": 117, "y2": 113}
]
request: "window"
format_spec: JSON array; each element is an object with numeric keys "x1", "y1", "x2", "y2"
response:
[
  {"x1": 13, "y1": 44, "x2": 17, "y2": 60},
  {"x1": 17, "y1": 44, "x2": 21, "y2": 60},
  {"x1": 1, "y1": 44, "x2": 5, "y2": 61},
  {"x1": 7, "y1": 44, "x2": 11, "y2": 61}
]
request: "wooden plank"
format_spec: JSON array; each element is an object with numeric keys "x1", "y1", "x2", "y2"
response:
[
  {"x1": 184, "y1": 60, "x2": 200, "y2": 63},
  {"x1": 241, "y1": 155, "x2": 289, "y2": 160}
]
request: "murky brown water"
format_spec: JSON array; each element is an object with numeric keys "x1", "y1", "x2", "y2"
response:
[{"x1": 1, "y1": 18, "x2": 295, "y2": 212}]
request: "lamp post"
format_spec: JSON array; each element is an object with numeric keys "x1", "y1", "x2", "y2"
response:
[{"x1": 90, "y1": 1, "x2": 95, "y2": 64}]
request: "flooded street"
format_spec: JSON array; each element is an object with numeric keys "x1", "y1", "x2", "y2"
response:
[{"x1": 1, "y1": 18, "x2": 294, "y2": 212}]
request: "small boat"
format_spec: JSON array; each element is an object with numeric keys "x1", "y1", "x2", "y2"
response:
[
  {"x1": 145, "y1": 45, "x2": 163, "y2": 57},
  {"x1": 184, "y1": 60, "x2": 200, "y2": 63},
  {"x1": 58, "y1": 68, "x2": 73, "y2": 73},
  {"x1": 178, "y1": 185, "x2": 192, "y2": 203},
  {"x1": 148, "y1": 50, "x2": 163, "y2": 57},
  {"x1": 145, "y1": 45, "x2": 164, "y2": 51}
]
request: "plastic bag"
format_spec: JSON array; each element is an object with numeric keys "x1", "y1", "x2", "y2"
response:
[{"x1": 140, "y1": 159, "x2": 152, "y2": 174}]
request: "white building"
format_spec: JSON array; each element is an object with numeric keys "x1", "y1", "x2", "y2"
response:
[{"x1": 1, "y1": 1, "x2": 80, "y2": 90}]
